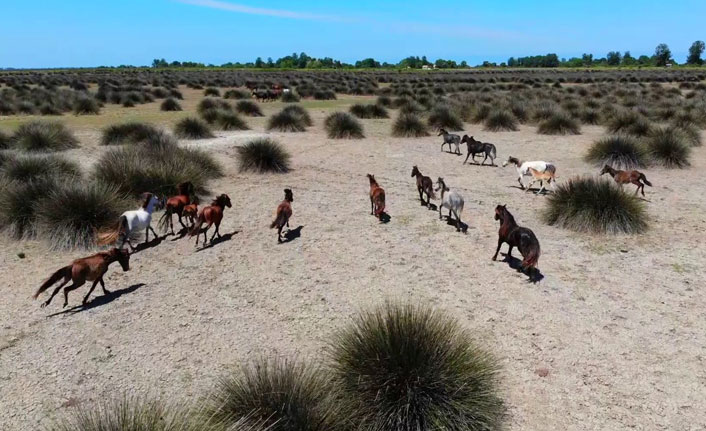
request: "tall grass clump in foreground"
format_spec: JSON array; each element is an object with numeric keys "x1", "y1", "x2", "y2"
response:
[
  {"x1": 330, "y1": 302, "x2": 505, "y2": 431},
  {"x1": 537, "y1": 111, "x2": 581, "y2": 135},
  {"x1": 543, "y1": 177, "x2": 647, "y2": 234},
  {"x1": 484, "y1": 109, "x2": 519, "y2": 131},
  {"x1": 0, "y1": 130, "x2": 11, "y2": 149},
  {"x1": 392, "y1": 113, "x2": 429, "y2": 137},
  {"x1": 12, "y1": 121, "x2": 79, "y2": 152},
  {"x1": 267, "y1": 108, "x2": 307, "y2": 132},
  {"x1": 173, "y1": 117, "x2": 215, "y2": 139},
  {"x1": 0, "y1": 154, "x2": 81, "y2": 183},
  {"x1": 428, "y1": 105, "x2": 464, "y2": 131},
  {"x1": 585, "y1": 136, "x2": 649, "y2": 169},
  {"x1": 101, "y1": 122, "x2": 160, "y2": 145},
  {"x1": 0, "y1": 177, "x2": 57, "y2": 239},
  {"x1": 235, "y1": 100, "x2": 264, "y2": 117},
  {"x1": 324, "y1": 112, "x2": 365, "y2": 139},
  {"x1": 282, "y1": 105, "x2": 313, "y2": 126},
  {"x1": 647, "y1": 127, "x2": 691, "y2": 168},
  {"x1": 237, "y1": 138, "x2": 290, "y2": 173},
  {"x1": 208, "y1": 358, "x2": 341, "y2": 431}
]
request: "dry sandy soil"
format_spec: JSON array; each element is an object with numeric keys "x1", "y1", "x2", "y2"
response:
[{"x1": 1, "y1": 91, "x2": 705, "y2": 430}]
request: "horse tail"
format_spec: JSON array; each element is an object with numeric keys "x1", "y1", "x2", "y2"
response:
[
  {"x1": 489, "y1": 144, "x2": 497, "y2": 159},
  {"x1": 639, "y1": 173, "x2": 652, "y2": 187},
  {"x1": 374, "y1": 189, "x2": 386, "y2": 216},
  {"x1": 33, "y1": 265, "x2": 71, "y2": 299},
  {"x1": 158, "y1": 206, "x2": 172, "y2": 231},
  {"x1": 97, "y1": 215, "x2": 127, "y2": 246},
  {"x1": 270, "y1": 208, "x2": 287, "y2": 229},
  {"x1": 520, "y1": 231, "x2": 541, "y2": 269},
  {"x1": 189, "y1": 211, "x2": 205, "y2": 237}
]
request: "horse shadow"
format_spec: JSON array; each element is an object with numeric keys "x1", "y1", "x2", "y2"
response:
[
  {"x1": 195, "y1": 231, "x2": 239, "y2": 252},
  {"x1": 501, "y1": 253, "x2": 544, "y2": 283},
  {"x1": 508, "y1": 185, "x2": 551, "y2": 195},
  {"x1": 281, "y1": 226, "x2": 304, "y2": 244},
  {"x1": 170, "y1": 226, "x2": 192, "y2": 240},
  {"x1": 132, "y1": 236, "x2": 164, "y2": 254},
  {"x1": 442, "y1": 150, "x2": 463, "y2": 156},
  {"x1": 466, "y1": 161, "x2": 498, "y2": 168},
  {"x1": 420, "y1": 201, "x2": 438, "y2": 211},
  {"x1": 443, "y1": 216, "x2": 469, "y2": 234},
  {"x1": 47, "y1": 283, "x2": 146, "y2": 317},
  {"x1": 379, "y1": 212, "x2": 392, "y2": 224}
]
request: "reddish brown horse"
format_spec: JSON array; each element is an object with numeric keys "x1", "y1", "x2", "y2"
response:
[
  {"x1": 492, "y1": 205, "x2": 541, "y2": 277},
  {"x1": 411, "y1": 165, "x2": 435, "y2": 208},
  {"x1": 182, "y1": 203, "x2": 199, "y2": 228},
  {"x1": 270, "y1": 188, "x2": 294, "y2": 243},
  {"x1": 367, "y1": 174, "x2": 386, "y2": 220},
  {"x1": 159, "y1": 181, "x2": 194, "y2": 234},
  {"x1": 600, "y1": 165, "x2": 652, "y2": 196},
  {"x1": 33, "y1": 248, "x2": 130, "y2": 308},
  {"x1": 189, "y1": 194, "x2": 232, "y2": 247}
]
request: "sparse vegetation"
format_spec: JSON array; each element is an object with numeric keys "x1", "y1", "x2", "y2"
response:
[
  {"x1": 174, "y1": 117, "x2": 215, "y2": 139},
  {"x1": 160, "y1": 97, "x2": 182, "y2": 111},
  {"x1": 101, "y1": 122, "x2": 160, "y2": 146},
  {"x1": 324, "y1": 112, "x2": 365, "y2": 139},
  {"x1": 537, "y1": 111, "x2": 581, "y2": 135},
  {"x1": 267, "y1": 108, "x2": 307, "y2": 132},
  {"x1": 237, "y1": 138, "x2": 291, "y2": 173},
  {"x1": 235, "y1": 100, "x2": 264, "y2": 117},
  {"x1": 484, "y1": 109, "x2": 519, "y2": 131},
  {"x1": 428, "y1": 105, "x2": 464, "y2": 131},
  {"x1": 350, "y1": 103, "x2": 389, "y2": 119},
  {"x1": 648, "y1": 127, "x2": 691, "y2": 168},
  {"x1": 11, "y1": 121, "x2": 79, "y2": 152},
  {"x1": 585, "y1": 136, "x2": 649, "y2": 169},
  {"x1": 392, "y1": 113, "x2": 429, "y2": 137}
]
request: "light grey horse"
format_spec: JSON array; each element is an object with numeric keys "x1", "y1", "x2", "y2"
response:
[{"x1": 438, "y1": 128, "x2": 461, "y2": 155}]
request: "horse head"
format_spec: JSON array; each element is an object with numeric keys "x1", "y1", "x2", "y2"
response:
[
  {"x1": 284, "y1": 188, "x2": 293, "y2": 202},
  {"x1": 599, "y1": 165, "x2": 612, "y2": 176},
  {"x1": 502, "y1": 156, "x2": 518, "y2": 168},
  {"x1": 367, "y1": 174, "x2": 376, "y2": 184},
  {"x1": 494, "y1": 204, "x2": 508, "y2": 221},
  {"x1": 460, "y1": 134, "x2": 470, "y2": 143},
  {"x1": 411, "y1": 165, "x2": 420, "y2": 177},
  {"x1": 437, "y1": 128, "x2": 447, "y2": 136},
  {"x1": 217, "y1": 194, "x2": 232, "y2": 208},
  {"x1": 435, "y1": 177, "x2": 448, "y2": 192},
  {"x1": 112, "y1": 248, "x2": 131, "y2": 272}
]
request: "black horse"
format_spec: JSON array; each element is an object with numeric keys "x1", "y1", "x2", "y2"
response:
[{"x1": 461, "y1": 135, "x2": 497, "y2": 166}]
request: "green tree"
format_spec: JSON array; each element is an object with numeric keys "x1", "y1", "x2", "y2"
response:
[
  {"x1": 622, "y1": 51, "x2": 635, "y2": 66},
  {"x1": 582, "y1": 53, "x2": 593, "y2": 66},
  {"x1": 606, "y1": 51, "x2": 622, "y2": 66},
  {"x1": 254, "y1": 57, "x2": 264, "y2": 68},
  {"x1": 686, "y1": 40, "x2": 705, "y2": 65},
  {"x1": 654, "y1": 43, "x2": 673, "y2": 66}
]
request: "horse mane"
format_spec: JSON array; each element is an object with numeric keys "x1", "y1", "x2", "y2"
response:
[
  {"x1": 500, "y1": 206, "x2": 517, "y2": 226},
  {"x1": 141, "y1": 193, "x2": 154, "y2": 208},
  {"x1": 367, "y1": 174, "x2": 378, "y2": 187}
]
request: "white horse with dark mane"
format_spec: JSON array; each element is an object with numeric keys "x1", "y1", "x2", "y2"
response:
[
  {"x1": 502, "y1": 156, "x2": 556, "y2": 190},
  {"x1": 98, "y1": 192, "x2": 162, "y2": 251},
  {"x1": 435, "y1": 177, "x2": 465, "y2": 232}
]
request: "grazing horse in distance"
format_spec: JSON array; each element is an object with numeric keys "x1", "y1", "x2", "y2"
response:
[
  {"x1": 270, "y1": 189, "x2": 294, "y2": 243},
  {"x1": 526, "y1": 167, "x2": 557, "y2": 194},
  {"x1": 190, "y1": 194, "x2": 232, "y2": 247},
  {"x1": 492, "y1": 205, "x2": 541, "y2": 277},
  {"x1": 600, "y1": 165, "x2": 652, "y2": 197},
  {"x1": 503, "y1": 156, "x2": 555, "y2": 190},
  {"x1": 33, "y1": 248, "x2": 130, "y2": 308},
  {"x1": 159, "y1": 181, "x2": 194, "y2": 235},
  {"x1": 411, "y1": 165, "x2": 435, "y2": 208},
  {"x1": 98, "y1": 193, "x2": 161, "y2": 251},
  {"x1": 438, "y1": 128, "x2": 462, "y2": 155},
  {"x1": 367, "y1": 174, "x2": 386, "y2": 220},
  {"x1": 461, "y1": 135, "x2": 497, "y2": 166},
  {"x1": 435, "y1": 177, "x2": 464, "y2": 232}
]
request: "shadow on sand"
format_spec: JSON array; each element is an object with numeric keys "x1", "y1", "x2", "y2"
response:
[
  {"x1": 195, "y1": 231, "x2": 239, "y2": 252},
  {"x1": 443, "y1": 216, "x2": 469, "y2": 233},
  {"x1": 500, "y1": 253, "x2": 544, "y2": 283},
  {"x1": 277, "y1": 226, "x2": 304, "y2": 244},
  {"x1": 47, "y1": 283, "x2": 146, "y2": 317}
]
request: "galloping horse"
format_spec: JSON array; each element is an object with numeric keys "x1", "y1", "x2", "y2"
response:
[
  {"x1": 600, "y1": 165, "x2": 652, "y2": 197},
  {"x1": 159, "y1": 181, "x2": 194, "y2": 235},
  {"x1": 526, "y1": 167, "x2": 557, "y2": 194},
  {"x1": 98, "y1": 193, "x2": 161, "y2": 251},
  {"x1": 190, "y1": 194, "x2": 232, "y2": 247},
  {"x1": 182, "y1": 203, "x2": 199, "y2": 228},
  {"x1": 33, "y1": 248, "x2": 130, "y2": 308},
  {"x1": 271, "y1": 189, "x2": 294, "y2": 243},
  {"x1": 461, "y1": 135, "x2": 497, "y2": 166},
  {"x1": 503, "y1": 156, "x2": 555, "y2": 190},
  {"x1": 367, "y1": 174, "x2": 386, "y2": 220},
  {"x1": 492, "y1": 205, "x2": 541, "y2": 277},
  {"x1": 435, "y1": 177, "x2": 464, "y2": 232},
  {"x1": 411, "y1": 166, "x2": 435, "y2": 208},
  {"x1": 438, "y1": 128, "x2": 462, "y2": 155}
]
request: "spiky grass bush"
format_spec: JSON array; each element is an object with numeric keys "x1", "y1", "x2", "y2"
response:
[
  {"x1": 12, "y1": 121, "x2": 79, "y2": 152},
  {"x1": 0, "y1": 177, "x2": 56, "y2": 239},
  {"x1": 324, "y1": 112, "x2": 365, "y2": 139},
  {"x1": 392, "y1": 113, "x2": 429, "y2": 137},
  {"x1": 376, "y1": 95, "x2": 392, "y2": 107},
  {"x1": 0, "y1": 154, "x2": 81, "y2": 182},
  {"x1": 237, "y1": 138, "x2": 291, "y2": 173},
  {"x1": 668, "y1": 123, "x2": 701, "y2": 147},
  {"x1": 543, "y1": 177, "x2": 647, "y2": 234},
  {"x1": 330, "y1": 302, "x2": 504, "y2": 431},
  {"x1": 215, "y1": 110, "x2": 249, "y2": 131},
  {"x1": 313, "y1": 90, "x2": 336, "y2": 100},
  {"x1": 607, "y1": 111, "x2": 653, "y2": 137},
  {"x1": 0, "y1": 129, "x2": 11, "y2": 149},
  {"x1": 281, "y1": 91, "x2": 301, "y2": 103},
  {"x1": 428, "y1": 105, "x2": 463, "y2": 131},
  {"x1": 204, "y1": 87, "x2": 221, "y2": 97},
  {"x1": 282, "y1": 105, "x2": 313, "y2": 127},
  {"x1": 72, "y1": 96, "x2": 100, "y2": 115},
  {"x1": 224, "y1": 89, "x2": 251, "y2": 99},
  {"x1": 537, "y1": 112, "x2": 581, "y2": 135},
  {"x1": 585, "y1": 136, "x2": 649, "y2": 169},
  {"x1": 484, "y1": 109, "x2": 519, "y2": 132},
  {"x1": 160, "y1": 97, "x2": 182, "y2": 111},
  {"x1": 235, "y1": 100, "x2": 264, "y2": 117},
  {"x1": 209, "y1": 358, "x2": 341, "y2": 431},
  {"x1": 350, "y1": 103, "x2": 389, "y2": 119},
  {"x1": 647, "y1": 127, "x2": 691, "y2": 168},
  {"x1": 101, "y1": 122, "x2": 160, "y2": 145},
  {"x1": 174, "y1": 117, "x2": 215, "y2": 139},
  {"x1": 267, "y1": 109, "x2": 307, "y2": 132}
]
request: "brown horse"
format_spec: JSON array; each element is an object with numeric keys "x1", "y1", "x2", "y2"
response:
[
  {"x1": 492, "y1": 205, "x2": 541, "y2": 277},
  {"x1": 367, "y1": 174, "x2": 386, "y2": 220},
  {"x1": 600, "y1": 165, "x2": 652, "y2": 196},
  {"x1": 411, "y1": 165, "x2": 435, "y2": 208},
  {"x1": 33, "y1": 248, "x2": 130, "y2": 308},
  {"x1": 182, "y1": 203, "x2": 199, "y2": 228},
  {"x1": 159, "y1": 182, "x2": 194, "y2": 234},
  {"x1": 270, "y1": 189, "x2": 294, "y2": 243},
  {"x1": 189, "y1": 194, "x2": 232, "y2": 247}
]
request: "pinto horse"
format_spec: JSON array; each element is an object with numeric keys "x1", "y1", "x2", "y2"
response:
[
  {"x1": 411, "y1": 165, "x2": 435, "y2": 208},
  {"x1": 367, "y1": 174, "x2": 386, "y2": 220},
  {"x1": 98, "y1": 193, "x2": 161, "y2": 251},
  {"x1": 503, "y1": 156, "x2": 555, "y2": 190},
  {"x1": 159, "y1": 181, "x2": 193, "y2": 234},
  {"x1": 492, "y1": 205, "x2": 541, "y2": 277},
  {"x1": 270, "y1": 189, "x2": 294, "y2": 243},
  {"x1": 600, "y1": 165, "x2": 652, "y2": 197},
  {"x1": 33, "y1": 248, "x2": 130, "y2": 308},
  {"x1": 190, "y1": 194, "x2": 231, "y2": 247}
]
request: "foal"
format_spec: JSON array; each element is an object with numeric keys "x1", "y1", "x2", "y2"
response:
[
  {"x1": 503, "y1": 156, "x2": 555, "y2": 190},
  {"x1": 182, "y1": 203, "x2": 199, "y2": 228},
  {"x1": 600, "y1": 165, "x2": 652, "y2": 197},
  {"x1": 438, "y1": 128, "x2": 462, "y2": 155},
  {"x1": 159, "y1": 181, "x2": 193, "y2": 235},
  {"x1": 33, "y1": 248, "x2": 130, "y2": 308},
  {"x1": 411, "y1": 165, "x2": 435, "y2": 208},
  {"x1": 492, "y1": 205, "x2": 541, "y2": 277},
  {"x1": 367, "y1": 174, "x2": 386, "y2": 220},
  {"x1": 270, "y1": 188, "x2": 294, "y2": 243},
  {"x1": 189, "y1": 194, "x2": 232, "y2": 247},
  {"x1": 526, "y1": 167, "x2": 557, "y2": 194}
]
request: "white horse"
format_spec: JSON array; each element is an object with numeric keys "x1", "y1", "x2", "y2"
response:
[
  {"x1": 435, "y1": 177, "x2": 465, "y2": 232},
  {"x1": 98, "y1": 193, "x2": 161, "y2": 251},
  {"x1": 502, "y1": 156, "x2": 555, "y2": 190}
]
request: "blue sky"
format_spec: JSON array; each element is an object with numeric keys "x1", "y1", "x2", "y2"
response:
[{"x1": 1, "y1": 0, "x2": 704, "y2": 68}]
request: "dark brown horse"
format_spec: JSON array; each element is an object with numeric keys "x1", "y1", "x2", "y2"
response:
[
  {"x1": 367, "y1": 174, "x2": 386, "y2": 220},
  {"x1": 492, "y1": 205, "x2": 541, "y2": 277},
  {"x1": 600, "y1": 165, "x2": 652, "y2": 197},
  {"x1": 271, "y1": 189, "x2": 294, "y2": 243},
  {"x1": 461, "y1": 135, "x2": 497, "y2": 166},
  {"x1": 33, "y1": 248, "x2": 130, "y2": 308},
  {"x1": 190, "y1": 194, "x2": 231, "y2": 247},
  {"x1": 411, "y1": 165, "x2": 435, "y2": 208},
  {"x1": 159, "y1": 181, "x2": 194, "y2": 234}
]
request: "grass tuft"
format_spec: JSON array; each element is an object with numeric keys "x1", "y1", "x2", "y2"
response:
[
  {"x1": 174, "y1": 117, "x2": 215, "y2": 140},
  {"x1": 324, "y1": 112, "x2": 365, "y2": 139},
  {"x1": 12, "y1": 121, "x2": 79, "y2": 152},
  {"x1": 585, "y1": 135, "x2": 649, "y2": 169},
  {"x1": 537, "y1": 111, "x2": 581, "y2": 135},
  {"x1": 647, "y1": 127, "x2": 691, "y2": 168},
  {"x1": 237, "y1": 138, "x2": 291, "y2": 173},
  {"x1": 392, "y1": 113, "x2": 429, "y2": 137}
]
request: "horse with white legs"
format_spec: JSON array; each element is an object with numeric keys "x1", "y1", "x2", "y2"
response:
[
  {"x1": 502, "y1": 156, "x2": 556, "y2": 190},
  {"x1": 98, "y1": 192, "x2": 162, "y2": 251},
  {"x1": 435, "y1": 177, "x2": 465, "y2": 232},
  {"x1": 438, "y1": 128, "x2": 461, "y2": 155},
  {"x1": 526, "y1": 167, "x2": 557, "y2": 194}
]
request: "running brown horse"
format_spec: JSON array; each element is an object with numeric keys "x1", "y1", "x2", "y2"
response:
[
  {"x1": 159, "y1": 181, "x2": 194, "y2": 234},
  {"x1": 189, "y1": 194, "x2": 232, "y2": 247},
  {"x1": 367, "y1": 174, "x2": 386, "y2": 220},
  {"x1": 270, "y1": 188, "x2": 294, "y2": 243},
  {"x1": 182, "y1": 203, "x2": 199, "y2": 228},
  {"x1": 411, "y1": 165, "x2": 435, "y2": 208},
  {"x1": 33, "y1": 248, "x2": 130, "y2": 308},
  {"x1": 600, "y1": 165, "x2": 652, "y2": 197},
  {"x1": 492, "y1": 205, "x2": 541, "y2": 277}
]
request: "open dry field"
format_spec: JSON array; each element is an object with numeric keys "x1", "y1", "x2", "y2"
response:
[{"x1": 1, "y1": 70, "x2": 706, "y2": 430}]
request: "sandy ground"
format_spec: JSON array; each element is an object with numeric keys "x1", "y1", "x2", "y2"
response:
[{"x1": 1, "y1": 97, "x2": 706, "y2": 430}]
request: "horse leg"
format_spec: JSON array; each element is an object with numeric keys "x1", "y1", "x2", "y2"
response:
[
  {"x1": 277, "y1": 225, "x2": 284, "y2": 243},
  {"x1": 525, "y1": 179, "x2": 534, "y2": 193},
  {"x1": 492, "y1": 238, "x2": 504, "y2": 261},
  {"x1": 62, "y1": 280, "x2": 85, "y2": 308},
  {"x1": 177, "y1": 214, "x2": 186, "y2": 230},
  {"x1": 463, "y1": 151, "x2": 471, "y2": 165},
  {"x1": 149, "y1": 225, "x2": 159, "y2": 239},
  {"x1": 210, "y1": 223, "x2": 220, "y2": 242},
  {"x1": 481, "y1": 153, "x2": 488, "y2": 166},
  {"x1": 82, "y1": 279, "x2": 101, "y2": 305},
  {"x1": 99, "y1": 278, "x2": 110, "y2": 295},
  {"x1": 370, "y1": 197, "x2": 374, "y2": 215},
  {"x1": 418, "y1": 187, "x2": 424, "y2": 204},
  {"x1": 506, "y1": 245, "x2": 514, "y2": 260},
  {"x1": 518, "y1": 176, "x2": 525, "y2": 190},
  {"x1": 439, "y1": 204, "x2": 443, "y2": 220},
  {"x1": 145, "y1": 227, "x2": 150, "y2": 243},
  {"x1": 42, "y1": 277, "x2": 71, "y2": 308},
  {"x1": 454, "y1": 210, "x2": 461, "y2": 232}
]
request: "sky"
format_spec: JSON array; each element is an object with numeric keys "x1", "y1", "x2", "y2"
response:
[{"x1": 1, "y1": 0, "x2": 705, "y2": 68}]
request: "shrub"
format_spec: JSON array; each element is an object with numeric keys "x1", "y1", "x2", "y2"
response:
[
  {"x1": 204, "y1": 87, "x2": 221, "y2": 97},
  {"x1": 197, "y1": 98, "x2": 230, "y2": 115},
  {"x1": 72, "y1": 96, "x2": 100, "y2": 115},
  {"x1": 543, "y1": 177, "x2": 647, "y2": 234},
  {"x1": 0, "y1": 154, "x2": 81, "y2": 183},
  {"x1": 237, "y1": 138, "x2": 291, "y2": 173},
  {"x1": 235, "y1": 100, "x2": 264, "y2": 117},
  {"x1": 174, "y1": 117, "x2": 215, "y2": 139},
  {"x1": 428, "y1": 105, "x2": 463, "y2": 130},
  {"x1": 0, "y1": 177, "x2": 56, "y2": 239},
  {"x1": 282, "y1": 105, "x2": 313, "y2": 126},
  {"x1": 160, "y1": 97, "x2": 182, "y2": 111},
  {"x1": 313, "y1": 90, "x2": 336, "y2": 100},
  {"x1": 585, "y1": 136, "x2": 649, "y2": 169},
  {"x1": 376, "y1": 95, "x2": 392, "y2": 107},
  {"x1": 647, "y1": 127, "x2": 691, "y2": 168},
  {"x1": 267, "y1": 109, "x2": 307, "y2": 132},
  {"x1": 0, "y1": 129, "x2": 10, "y2": 149},
  {"x1": 484, "y1": 109, "x2": 519, "y2": 131},
  {"x1": 101, "y1": 122, "x2": 160, "y2": 145},
  {"x1": 281, "y1": 91, "x2": 301, "y2": 103},
  {"x1": 580, "y1": 108, "x2": 601, "y2": 125},
  {"x1": 331, "y1": 302, "x2": 505, "y2": 431},
  {"x1": 668, "y1": 123, "x2": 701, "y2": 147},
  {"x1": 392, "y1": 113, "x2": 429, "y2": 137},
  {"x1": 324, "y1": 112, "x2": 364, "y2": 139},
  {"x1": 215, "y1": 110, "x2": 249, "y2": 131},
  {"x1": 350, "y1": 103, "x2": 389, "y2": 119},
  {"x1": 471, "y1": 104, "x2": 492, "y2": 123},
  {"x1": 12, "y1": 121, "x2": 79, "y2": 152},
  {"x1": 607, "y1": 111, "x2": 653, "y2": 137},
  {"x1": 223, "y1": 89, "x2": 251, "y2": 99},
  {"x1": 537, "y1": 112, "x2": 581, "y2": 135}
]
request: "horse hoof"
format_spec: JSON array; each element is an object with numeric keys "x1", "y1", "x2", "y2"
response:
[{"x1": 40, "y1": 302, "x2": 47, "y2": 308}]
